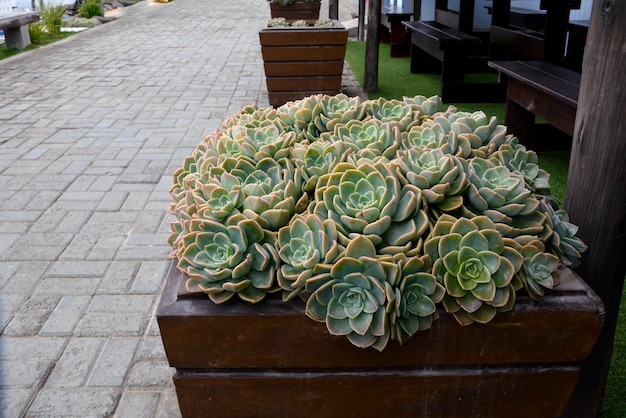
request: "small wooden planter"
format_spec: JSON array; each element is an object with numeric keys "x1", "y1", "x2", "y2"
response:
[
  {"x1": 269, "y1": 1, "x2": 321, "y2": 21},
  {"x1": 157, "y1": 261, "x2": 604, "y2": 418},
  {"x1": 259, "y1": 22, "x2": 348, "y2": 107}
]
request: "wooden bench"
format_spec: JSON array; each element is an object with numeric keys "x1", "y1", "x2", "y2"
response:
[
  {"x1": 0, "y1": 10, "x2": 40, "y2": 50},
  {"x1": 379, "y1": 2, "x2": 414, "y2": 57},
  {"x1": 403, "y1": 20, "x2": 504, "y2": 102},
  {"x1": 488, "y1": 60, "x2": 580, "y2": 150},
  {"x1": 489, "y1": 0, "x2": 582, "y2": 67}
]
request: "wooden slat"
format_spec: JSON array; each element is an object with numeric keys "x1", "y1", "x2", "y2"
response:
[
  {"x1": 488, "y1": 60, "x2": 580, "y2": 106},
  {"x1": 265, "y1": 75, "x2": 341, "y2": 91},
  {"x1": 174, "y1": 367, "x2": 579, "y2": 418},
  {"x1": 261, "y1": 45, "x2": 347, "y2": 62},
  {"x1": 263, "y1": 61, "x2": 344, "y2": 77},
  {"x1": 259, "y1": 28, "x2": 348, "y2": 47}
]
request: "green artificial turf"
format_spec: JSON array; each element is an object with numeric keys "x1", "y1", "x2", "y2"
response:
[
  {"x1": 345, "y1": 40, "x2": 626, "y2": 417},
  {"x1": 345, "y1": 41, "x2": 505, "y2": 123}
]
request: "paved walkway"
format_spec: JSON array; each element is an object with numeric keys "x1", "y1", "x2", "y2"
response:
[{"x1": 0, "y1": 0, "x2": 365, "y2": 416}]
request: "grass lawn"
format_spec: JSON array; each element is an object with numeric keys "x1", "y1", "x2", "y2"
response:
[{"x1": 345, "y1": 40, "x2": 626, "y2": 417}]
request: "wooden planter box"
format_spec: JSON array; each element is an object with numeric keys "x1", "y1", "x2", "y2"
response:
[
  {"x1": 269, "y1": 1, "x2": 321, "y2": 21},
  {"x1": 259, "y1": 23, "x2": 348, "y2": 107},
  {"x1": 157, "y1": 261, "x2": 604, "y2": 418}
]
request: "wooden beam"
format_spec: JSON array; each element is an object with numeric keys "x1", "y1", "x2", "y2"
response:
[
  {"x1": 364, "y1": 0, "x2": 381, "y2": 91},
  {"x1": 563, "y1": 1, "x2": 626, "y2": 416}
]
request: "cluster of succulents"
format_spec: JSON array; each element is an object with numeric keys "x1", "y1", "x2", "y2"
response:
[
  {"x1": 168, "y1": 94, "x2": 586, "y2": 351},
  {"x1": 267, "y1": 17, "x2": 336, "y2": 27}
]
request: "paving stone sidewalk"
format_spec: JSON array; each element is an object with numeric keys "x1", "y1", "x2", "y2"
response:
[{"x1": 0, "y1": 0, "x2": 339, "y2": 415}]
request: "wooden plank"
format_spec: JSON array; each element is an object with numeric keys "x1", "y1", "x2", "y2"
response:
[
  {"x1": 174, "y1": 367, "x2": 579, "y2": 418},
  {"x1": 489, "y1": 25, "x2": 544, "y2": 60},
  {"x1": 488, "y1": 60, "x2": 580, "y2": 106},
  {"x1": 261, "y1": 46, "x2": 347, "y2": 62},
  {"x1": 265, "y1": 75, "x2": 342, "y2": 91},
  {"x1": 263, "y1": 61, "x2": 344, "y2": 77},
  {"x1": 563, "y1": 1, "x2": 626, "y2": 415},
  {"x1": 506, "y1": 77, "x2": 577, "y2": 135},
  {"x1": 404, "y1": 21, "x2": 479, "y2": 43},
  {"x1": 259, "y1": 28, "x2": 348, "y2": 47},
  {"x1": 157, "y1": 262, "x2": 603, "y2": 370}
]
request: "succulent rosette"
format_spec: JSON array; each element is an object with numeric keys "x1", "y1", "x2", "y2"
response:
[
  {"x1": 312, "y1": 93, "x2": 368, "y2": 134},
  {"x1": 175, "y1": 217, "x2": 280, "y2": 304},
  {"x1": 464, "y1": 157, "x2": 544, "y2": 237},
  {"x1": 402, "y1": 95, "x2": 444, "y2": 116},
  {"x1": 514, "y1": 236, "x2": 559, "y2": 301},
  {"x1": 230, "y1": 157, "x2": 306, "y2": 231},
  {"x1": 494, "y1": 140, "x2": 551, "y2": 194},
  {"x1": 276, "y1": 94, "x2": 321, "y2": 135},
  {"x1": 276, "y1": 213, "x2": 344, "y2": 300},
  {"x1": 390, "y1": 254, "x2": 446, "y2": 344},
  {"x1": 368, "y1": 97, "x2": 424, "y2": 131},
  {"x1": 394, "y1": 147, "x2": 468, "y2": 212},
  {"x1": 328, "y1": 118, "x2": 401, "y2": 160},
  {"x1": 222, "y1": 122, "x2": 296, "y2": 162},
  {"x1": 401, "y1": 123, "x2": 446, "y2": 150},
  {"x1": 290, "y1": 140, "x2": 351, "y2": 192},
  {"x1": 312, "y1": 160, "x2": 428, "y2": 248},
  {"x1": 305, "y1": 235, "x2": 398, "y2": 351},
  {"x1": 538, "y1": 196, "x2": 587, "y2": 268},
  {"x1": 425, "y1": 214, "x2": 524, "y2": 325}
]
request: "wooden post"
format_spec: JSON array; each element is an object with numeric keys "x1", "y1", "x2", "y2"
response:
[
  {"x1": 329, "y1": 0, "x2": 339, "y2": 20},
  {"x1": 364, "y1": 0, "x2": 381, "y2": 92},
  {"x1": 563, "y1": 1, "x2": 626, "y2": 416}
]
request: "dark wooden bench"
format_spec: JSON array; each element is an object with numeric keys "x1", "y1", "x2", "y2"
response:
[
  {"x1": 0, "y1": 10, "x2": 40, "y2": 50},
  {"x1": 379, "y1": 2, "x2": 414, "y2": 57},
  {"x1": 488, "y1": 60, "x2": 580, "y2": 150},
  {"x1": 489, "y1": 0, "x2": 582, "y2": 68},
  {"x1": 403, "y1": 19, "x2": 504, "y2": 102}
]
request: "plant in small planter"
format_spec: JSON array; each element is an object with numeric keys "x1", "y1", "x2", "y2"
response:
[
  {"x1": 161, "y1": 94, "x2": 602, "y2": 417},
  {"x1": 267, "y1": 0, "x2": 322, "y2": 21},
  {"x1": 259, "y1": 19, "x2": 348, "y2": 107}
]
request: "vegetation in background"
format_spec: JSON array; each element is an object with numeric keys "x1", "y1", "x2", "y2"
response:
[
  {"x1": 78, "y1": 0, "x2": 103, "y2": 18},
  {"x1": 28, "y1": 22, "x2": 46, "y2": 44},
  {"x1": 38, "y1": 0, "x2": 66, "y2": 35},
  {"x1": 345, "y1": 39, "x2": 624, "y2": 417}
]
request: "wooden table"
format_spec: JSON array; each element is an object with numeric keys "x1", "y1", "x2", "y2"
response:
[
  {"x1": 380, "y1": 2, "x2": 414, "y2": 57},
  {"x1": 488, "y1": 60, "x2": 580, "y2": 148}
]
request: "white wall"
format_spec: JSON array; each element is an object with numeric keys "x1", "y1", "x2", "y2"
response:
[{"x1": 15, "y1": 0, "x2": 74, "y2": 11}]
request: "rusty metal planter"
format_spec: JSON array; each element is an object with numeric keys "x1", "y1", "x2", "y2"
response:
[
  {"x1": 157, "y1": 261, "x2": 603, "y2": 418},
  {"x1": 259, "y1": 23, "x2": 348, "y2": 107}
]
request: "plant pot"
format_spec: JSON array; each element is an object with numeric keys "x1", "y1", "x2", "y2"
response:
[
  {"x1": 269, "y1": 1, "x2": 321, "y2": 21},
  {"x1": 157, "y1": 261, "x2": 603, "y2": 418},
  {"x1": 259, "y1": 22, "x2": 348, "y2": 107}
]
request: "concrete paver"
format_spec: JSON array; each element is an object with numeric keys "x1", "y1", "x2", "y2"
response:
[{"x1": 0, "y1": 0, "x2": 366, "y2": 415}]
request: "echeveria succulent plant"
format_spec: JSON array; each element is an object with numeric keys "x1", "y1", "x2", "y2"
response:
[
  {"x1": 168, "y1": 94, "x2": 587, "y2": 351},
  {"x1": 425, "y1": 214, "x2": 523, "y2": 325},
  {"x1": 312, "y1": 160, "x2": 428, "y2": 248},
  {"x1": 175, "y1": 217, "x2": 279, "y2": 303},
  {"x1": 390, "y1": 254, "x2": 446, "y2": 344},
  {"x1": 275, "y1": 213, "x2": 344, "y2": 300},
  {"x1": 305, "y1": 235, "x2": 397, "y2": 351}
]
